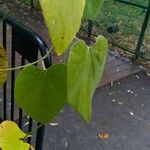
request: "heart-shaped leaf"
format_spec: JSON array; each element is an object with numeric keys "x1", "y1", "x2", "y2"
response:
[
  {"x1": 67, "y1": 36, "x2": 108, "y2": 122},
  {"x1": 84, "y1": 0, "x2": 104, "y2": 20},
  {"x1": 15, "y1": 64, "x2": 67, "y2": 124},
  {"x1": 0, "y1": 121, "x2": 34, "y2": 150},
  {"x1": 39, "y1": 0, "x2": 86, "y2": 55},
  {"x1": 0, "y1": 45, "x2": 8, "y2": 87}
]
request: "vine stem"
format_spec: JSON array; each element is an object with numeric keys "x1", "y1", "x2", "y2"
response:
[
  {"x1": 23, "y1": 123, "x2": 44, "y2": 139},
  {"x1": 0, "y1": 46, "x2": 53, "y2": 71}
]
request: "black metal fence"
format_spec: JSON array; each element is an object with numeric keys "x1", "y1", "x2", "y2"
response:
[
  {"x1": 0, "y1": 11, "x2": 51, "y2": 150},
  {"x1": 84, "y1": 0, "x2": 150, "y2": 61}
]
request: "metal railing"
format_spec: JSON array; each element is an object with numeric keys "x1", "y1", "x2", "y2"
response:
[
  {"x1": 0, "y1": 11, "x2": 52, "y2": 150},
  {"x1": 86, "y1": 0, "x2": 150, "y2": 61}
]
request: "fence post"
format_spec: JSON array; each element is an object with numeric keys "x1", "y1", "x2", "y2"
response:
[
  {"x1": 133, "y1": 1, "x2": 150, "y2": 61},
  {"x1": 30, "y1": 0, "x2": 34, "y2": 8},
  {"x1": 88, "y1": 20, "x2": 94, "y2": 37},
  {"x1": 35, "y1": 123, "x2": 45, "y2": 150}
]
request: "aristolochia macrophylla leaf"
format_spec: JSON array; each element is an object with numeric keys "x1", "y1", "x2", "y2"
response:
[
  {"x1": 15, "y1": 64, "x2": 67, "y2": 124},
  {"x1": 0, "y1": 44, "x2": 8, "y2": 87},
  {"x1": 67, "y1": 36, "x2": 108, "y2": 122},
  {"x1": 84, "y1": 0, "x2": 104, "y2": 20},
  {"x1": 0, "y1": 121, "x2": 34, "y2": 150},
  {"x1": 39, "y1": 0, "x2": 86, "y2": 55}
]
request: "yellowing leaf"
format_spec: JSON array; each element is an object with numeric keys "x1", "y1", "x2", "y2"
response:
[
  {"x1": 40, "y1": 0, "x2": 86, "y2": 55},
  {"x1": 0, "y1": 45, "x2": 8, "y2": 87},
  {"x1": 30, "y1": 145, "x2": 35, "y2": 150},
  {"x1": 0, "y1": 121, "x2": 33, "y2": 150},
  {"x1": 67, "y1": 36, "x2": 108, "y2": 122}
]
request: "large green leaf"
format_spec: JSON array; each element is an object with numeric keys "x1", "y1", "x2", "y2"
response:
[
  {"x1": 0, "y1": 45, "x2": 8, "y2": 87},
  {"x1": 67, "y1": 36, "x2": 108, "y2": 122},
  {"x1": 40, "y1": 0, "x2": 86, "y2": 55},
  {"x1": 0, "y1": 121, "x2": 34, "y2": 150},
  {"x1": 15, "y1": 64, "x2": 67, "y2": 124},
  {"x1": 84, "y1": 0, "x2": 104, "y2": 20}
]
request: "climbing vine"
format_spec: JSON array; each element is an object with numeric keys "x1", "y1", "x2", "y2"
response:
[{"x1": 0, "y1": 0, "x2": 107, "y2": 149}]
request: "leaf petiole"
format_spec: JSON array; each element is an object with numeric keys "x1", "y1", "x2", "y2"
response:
[
  {"x1": 23, "y1": 123, "x2": 44, "y2": 139},
  {"x1": 0, "y1": 46, "x2": 53, "y2": 71}
]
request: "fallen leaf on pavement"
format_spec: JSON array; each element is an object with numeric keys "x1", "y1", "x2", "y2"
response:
[{"x1": 98, "y1": 133, "x2": 110, "y2": 140}]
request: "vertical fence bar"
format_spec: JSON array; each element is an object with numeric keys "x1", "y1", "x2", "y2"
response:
[
  {"x1": 2, "y1": 20, "x2": 7, "y2": 120},
  {"x1": 18, "y1": 108, "x2": 23, "y2": 128},
  {"x1": 1, "y1": 12, "x2": 52, "y2": 150},
  {"x1": 88, "y1": 20, "x2": 94, "y2": 37},
  {"x1": 27, "y1": 117, "x2": 33, "y2": 144},
  {"x1": 35, "y1": 123, "x2": 45, "y2": 150},
  {"x1": 18, "y1": 57, "x2": 25, "y2": 128},
  {"x1": 11, "y1": 32, "x2": 15, "y2": 121},
  {"x1": 27, "y1": 53, "x2": 39, "y2": 144},
  {"x1": 2, "y1": 83, "x2": 7, "y2": 120},
  {"x1": 133, "y1": 1, "x2": 150, "y2": 61},
  {"x1": 30, "y1": 0, "x2": 34, "y2": 8},
  {"x1": 35, "y1": 50, "x2": 52, "y2": 150}
]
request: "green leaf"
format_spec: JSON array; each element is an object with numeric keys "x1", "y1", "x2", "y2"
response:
[
  {"x1": 84, "y1": 0, "x2": 104, "y2": 20},
  {"x1": 67, "y1": 36, "x2": 108, "y2": 122},
  {"x1": 39, "y1": 0, "x2": 86, "y2": 55},
  {"x1": 0, "y1": 121, "x2": 34, "y2": 150},
  {"x1": 15, "y1": 64, "x2": 67, "y2": 124},
  {"x1": 0, "y1": 45, "x2": 8, "y2": 87}
]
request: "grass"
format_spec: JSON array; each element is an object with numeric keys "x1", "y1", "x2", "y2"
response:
[
  {"x1": 82, "y1": 0, "x2": 150, "y2": 60},
  {"x1": 18, "y1": 0, "x2": 150, "y2": 60}
]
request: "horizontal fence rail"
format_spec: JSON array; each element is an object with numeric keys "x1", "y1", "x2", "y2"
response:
[{"x1": 114, "y1": 0, "x2": 148, "y2": 9}]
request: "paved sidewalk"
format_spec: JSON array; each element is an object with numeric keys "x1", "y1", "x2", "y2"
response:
[{"x1": 42, "y1": 72, "x2": 150, "y2": 150}]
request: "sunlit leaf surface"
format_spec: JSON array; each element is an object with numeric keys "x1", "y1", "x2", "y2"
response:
[
  {"x1": 15, "y1": 64, "x2": 67, "y2": 124},
  {"x1": 84, "y1": 0, "x2": 104, "y2": 20},
  {"x1": 40, "y1": 0, "x2": 86, "y2": 55},
  {"x1": 67, "y1": 36, "x2": 108, "y2": 122},
  {"x1": 0, "y1": 121, "x2": 34, "y2": 150}
]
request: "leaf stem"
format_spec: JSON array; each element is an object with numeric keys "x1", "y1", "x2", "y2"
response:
[
  {"x1": 0, "y1": 47, "x2": 53, "y2": 71},
  {"x1": 24, "y1": 123, "x2": 44, "y2": 139}
]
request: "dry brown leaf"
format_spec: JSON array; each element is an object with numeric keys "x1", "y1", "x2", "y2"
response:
[{"x1": 98, "y1": 133, "x2": 110, "y2": 140}]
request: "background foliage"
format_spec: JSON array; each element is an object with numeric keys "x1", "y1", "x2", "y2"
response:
[
  {"x1": 82, "y1": 0, "x2": 150, "y2": 60},
  {"x1": 19, "y1": 0, "x2": 149, "y2": 59}
]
